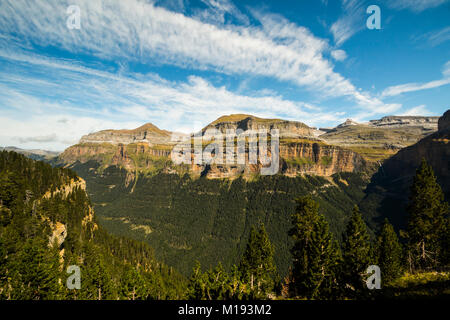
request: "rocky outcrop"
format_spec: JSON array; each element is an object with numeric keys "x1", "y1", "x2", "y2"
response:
[
  {"x1": 43, "y1": 178, "x2": 86, "y2": 199},
  {"x1": 186, "y1": 141, "x2": 365, "y2": 178},
  {"x1": 48, "y1": 222, "x2": 67, "y2": 248},
  {"x1": 336, "y1": 119, "x2": 360, "y2": 128},
  {"x1": 203, "y1": 114, "x2": 321, "y2": 138},
  {"x1": 279, "y1": 142, "x2": 365, "y2": 176},
  {"x1": 60, "y1": 114, "x2": 366, "y2": 179},
  {"x1": 80, "y1": 123, "x2": 176, "y2": 146},
  {"x1": 369, "y1": 115, "x2": 439, "y2": 130}
]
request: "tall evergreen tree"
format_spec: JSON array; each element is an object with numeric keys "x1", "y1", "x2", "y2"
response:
[
  {"x1": 187, "y1": 261, "x2": 207, "y2": 300},
  {"x1": 81, "y1": 244, "x2": 115, "y2": 300},
  {"x1": 376, "y1": 219, "x2": 403, "y2": 285},
  {"x1": 289, "y1": 196, "x2": 341, "y2": 299},
  {"x1": 120, "y1": 265, "x2": 148, "y2": 300},
  {"x1": 341, "y1": 205, "x2": 372, "y2": 295},
  {"x1": 405, "y1": 159, "x2": 449, "y2": 270},
  {"x1": 239, "y1": 224, "x2": 277, "y2": 298}
]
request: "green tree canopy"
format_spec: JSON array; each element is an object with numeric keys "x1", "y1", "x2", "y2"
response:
[
  {"x1": 342, "y1": 205, "x2": 372, "y2": 294},
  {"x1": 405, "y1": 159, "x2": 449, "y2": 270},
  {"x1": 376, "y1": 219, "x2": 403, "y2": 285},
  {"x1": 289, "y1": 196, "x2": 341, "y2": 299},
  {"x1": 239, "y1": 224, "x2": 277, "y2": 298}
]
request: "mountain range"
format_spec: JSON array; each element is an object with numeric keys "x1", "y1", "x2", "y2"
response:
[{"x1": 30, "y1": 110, "x2": 446, "y2": 275}]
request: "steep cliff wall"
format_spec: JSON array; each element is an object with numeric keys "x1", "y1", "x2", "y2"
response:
[
  {"x1": 80, "y1": 123, "x2": 175, "y2": 145},
  {"x1": 59, "y1": 115, "x2": 367, "y2": 179},
  {"x1": 203, "y1": 114, "x2": 321, "y2": 138}
]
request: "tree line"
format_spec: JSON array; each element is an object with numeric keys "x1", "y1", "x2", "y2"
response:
[{"x1": 186, "y1": 159, "x2": 449, "y2": 299}]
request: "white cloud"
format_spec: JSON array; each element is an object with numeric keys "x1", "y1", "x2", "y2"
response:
[
  {"x1": 386, "y1": 0, "x2": 449, "y2": 12},
  {"x1": 381, "y1": 61, "x2": 450, "y2": 97},
  {"x1": 330, "y1": 0, "x2": 368, "y2": 46},
  {"x1": 0, "y1": 0, "x2": 392, "y2": 112},
  {"x1": 0, "y1": 50, "x2": 348, "y2": 150},
  {"x1": 331, "y1": 49, "x2": 347, "y2": 61},
  {"x1": 414, "y1": 26, "x2": 450, "y2": 47},
  {"x1": 193, "y1": 0, "x2": 250, "y2": 25},
  {"x1": 400, "y1": 105, "x2": 434, "y2": 116}
]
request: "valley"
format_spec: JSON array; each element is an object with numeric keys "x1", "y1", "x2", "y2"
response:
[{"x1": 49, "y1": 112, "x2": 448, "y2": 276}]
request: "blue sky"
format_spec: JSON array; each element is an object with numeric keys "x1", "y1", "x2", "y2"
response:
[{"x1": 0, "y1": 0, "x2": 449, "y2": 151}]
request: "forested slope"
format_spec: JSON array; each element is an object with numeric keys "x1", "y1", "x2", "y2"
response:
[
  {"x1": 0, "y1": 151, "x2": 186, "y2": 299},
  {"x1": 69, "y1": 160, "x2": 371, "y2": 276}
]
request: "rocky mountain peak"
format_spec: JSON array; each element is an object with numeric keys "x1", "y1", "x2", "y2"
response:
[
  {"x1": 79, "y1": 123, "x2": 174, "y2": 145},
  {"x1": 337, "y1": 119, "x2": 359, "y2": 128}
]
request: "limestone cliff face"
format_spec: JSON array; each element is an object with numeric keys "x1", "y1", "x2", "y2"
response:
[
  {"x1": 279, "y1": 142, "x2": 365, "y2": 176},
  {"x1": 80, "y1": 123, "x2": 175, "y2": 146},
  {"x1": 41, "y1": 177, "x2": 97, "y2": 263},
  {"x1": 186, "y1": 141, "x2": 365, "y2": 178},
  {"x1": 369, "y1": 115, "x2": 439, "y2": 130},
  {"x1": 203, "y1": 114, "x2": 321, "y2": 138},
  {"x1": 59, "y1": 115, "x2": 367, "y2": 179}
]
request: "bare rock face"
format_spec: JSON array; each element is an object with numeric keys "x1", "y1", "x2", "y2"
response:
[
  {"x1": 186, "y1": 141, "x2": 365, "y2": 178},
  {"x1": 202, "y1": 114, "x2": 320, "y2": 139},
  {"x1": 369, "y1": 115, "x2": 439, "y2": 130},
  {"x1": 48, "y1": 222, "x2": 67, "y2": 248},
  {"x1": 60, "y1": 115, "x2": 368, "y2": 179},
  {"x1": 336, "y1": 119, "x2": 359, "y2": 128},
  {"x1": 80, "y1": 123, "x2": 175, "y2": 145},
  {"x1": 438, "y1": 109, "x2": 450, "y2": 132}
]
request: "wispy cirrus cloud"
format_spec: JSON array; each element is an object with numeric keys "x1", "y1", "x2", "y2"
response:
[
  {"x1": 381, "y1": 61, "x2": 450, "y2": 97},
  {"x1": 0, "y1": 0, "x2": 394, "y2": 113},
  {"x1": 193, "y1": 0, "x2": 250, "y2": 25},
  {"x1": 330, "y1": 0, "x2": 368, "y2": 46},
  {"x1": 414, "y1": 26, "x2": 450, "y2": 47},
  {"x1": 400, "y1": 104, "x2": 434, "y2": 116},
  {"x1": 386, "y1": 0, "x2": 449, "y2": 12},
  {"x1": 330, "y1": 0, "x2": 449, "y2": 46}
]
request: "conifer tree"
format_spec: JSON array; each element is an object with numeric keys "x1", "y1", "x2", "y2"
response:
[
  {"x1": 82, "y1": 245, "x2": 115, "y2": 300},
  {"x1": 205, "y1": 263, "x2": 229, "y2": 300},
  {"x1": 227, "y1": 264, "x2": 248, "y2": 300},
  {"x1": 441, "y1": 220, "x2": 450, "y2": 266},
  {"x1": 120, "y1": 265, "x2": 148, "y2": 300},
  {"x1": 187, "y1": 261, "x2": 207, "y2": 300},
  {"x1": 376, "y1": 219, "x2": 403, "y2": 285},
  {"x1": 239, "y1": 224, "x2": 277, "y2": 298},
  {"x1": 289, "y1": 196, "x2": 341, "y2": 299},
  {"x1": 405, "y1": 159, "x2": 449, "y2": 270},
  {"x1": 342, "y1": 205, "x2": 372, "y2": 294}
]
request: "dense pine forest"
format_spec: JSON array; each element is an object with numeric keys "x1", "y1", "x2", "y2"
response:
[
  {"x1": 0, "y1": 151, "x2": 185, "y2": 299},
  {"x1": 69, "y1": 160, "x2": 371, "y2": 276},
  {"x1": 1, "y1": 151, "x2": 449, "y2": 299}
]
